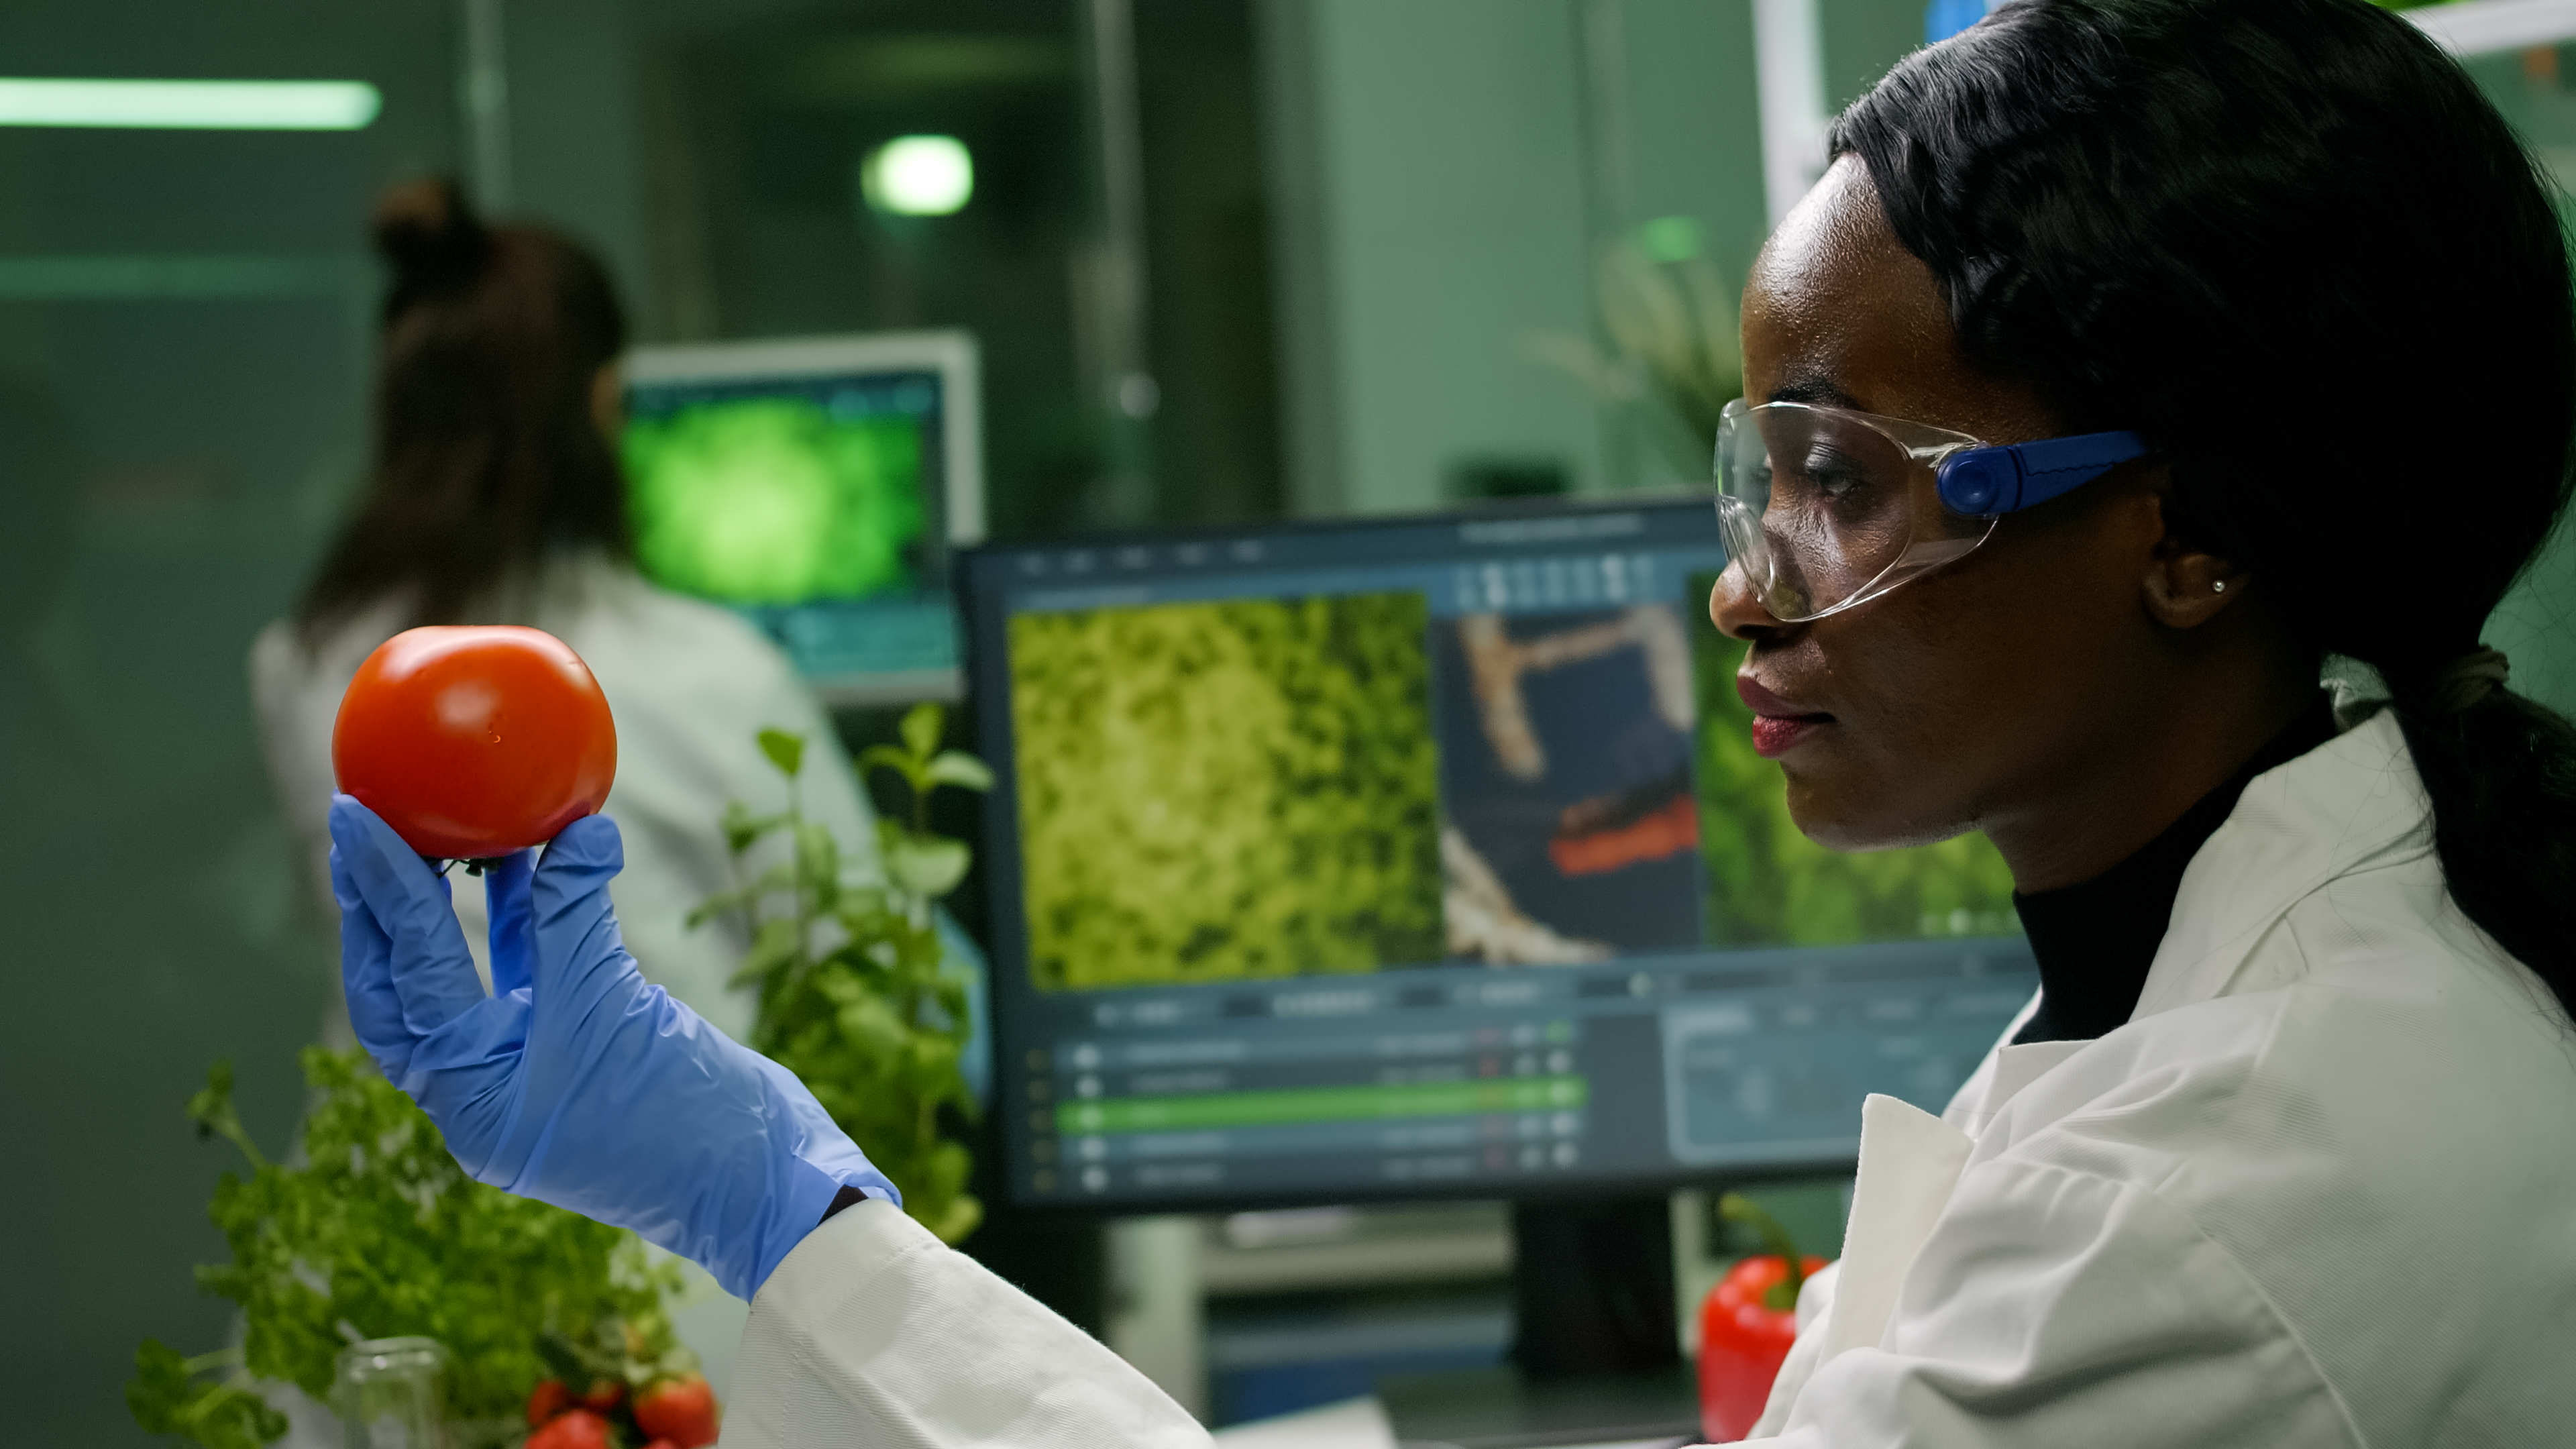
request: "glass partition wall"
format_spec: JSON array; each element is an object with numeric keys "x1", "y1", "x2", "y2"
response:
[
  {"x1": 0, "y1": 6, "x2": 458, "y2": 1444},
  {"x1": 1, "y1": 3, "x2": 1275, "y2": 1440}
]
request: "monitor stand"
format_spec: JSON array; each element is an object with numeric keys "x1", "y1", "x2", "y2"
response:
[{"x1": 1377, "y1": 1195, "x2": 1701, "y2": 1448}]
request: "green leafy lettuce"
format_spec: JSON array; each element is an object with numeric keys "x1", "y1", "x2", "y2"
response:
[{"x1": 129, "y1": 1051, "x2": 687, "y2": 1447}]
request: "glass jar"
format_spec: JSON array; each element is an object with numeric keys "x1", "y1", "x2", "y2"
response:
[{"x1": 332, "y1": 1336, "x2": 449, "y2": 1449}]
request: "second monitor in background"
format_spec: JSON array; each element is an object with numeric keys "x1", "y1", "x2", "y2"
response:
[{"x1": 623, "y1": 331, "x2": 984, "y2": 706}]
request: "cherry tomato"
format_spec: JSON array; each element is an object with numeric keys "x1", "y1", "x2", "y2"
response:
[
  {"x1": 331, "y1": 625, "x2": 617, "y2": 859},
  {"x1": 523, "y1": 1407, "x2": 614, "y2": 1449},
  {"x1": 633, "y1": 1373, "x2": 719, "y2": 1448},
  {"x1": 524, "y1": 1378, "x2": 573, "y2": 1428},
  {"x1": 520, "y1": 1371, "x2": 572, "y2": 1423}
]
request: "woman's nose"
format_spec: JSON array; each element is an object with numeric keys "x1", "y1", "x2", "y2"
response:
[{"x1": 1709, "y1": 561, "x2": 1784, "y2": 643}]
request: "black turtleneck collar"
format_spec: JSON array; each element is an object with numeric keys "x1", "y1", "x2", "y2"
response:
[{"x1": 2010, "y1": 695, "x2": 2341, "y2": 1045}]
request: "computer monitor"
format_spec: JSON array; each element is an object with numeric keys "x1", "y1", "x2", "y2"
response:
[
  {"x1": 623, "y1": 331, "x2": 983, "y2": 706},
  {"x1": 959, "y1": 496, "x2": 2037, "y2": 1212}
]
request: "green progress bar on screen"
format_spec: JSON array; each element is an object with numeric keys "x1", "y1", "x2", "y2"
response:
[{"x1": 1056, "y1": 1076, "x2": 1589, "y2": 1136}]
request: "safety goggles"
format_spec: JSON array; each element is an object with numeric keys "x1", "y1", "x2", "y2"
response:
[{"x1": 1713, "y1": 398, "x2": 2149, "y2": 622}]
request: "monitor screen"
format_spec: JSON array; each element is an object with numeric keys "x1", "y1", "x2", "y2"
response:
[
  {"x1": 623, "y1": 332, "x2": 983, "y2": 704},
  {"x1": 961, "y1": 497, "x2": 2036, "y2": 1210}
]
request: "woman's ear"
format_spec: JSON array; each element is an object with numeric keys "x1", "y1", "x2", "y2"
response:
[{"x1": 2139, "y1": 481, "x2": 2248, "y2": 629}]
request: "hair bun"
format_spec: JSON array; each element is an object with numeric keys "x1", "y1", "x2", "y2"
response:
[{"x1": 371, "y1": 175, "x2": 490, "y2": 305}]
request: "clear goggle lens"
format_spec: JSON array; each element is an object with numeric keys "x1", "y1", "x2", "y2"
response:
[{"x1": 1713, "y1": 400, "x2": 1992, "y2": 623}]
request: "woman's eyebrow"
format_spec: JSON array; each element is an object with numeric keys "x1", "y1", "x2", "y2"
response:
[{"x1": 1767, "y1": 373, "x2": 1864, "y2": 409}]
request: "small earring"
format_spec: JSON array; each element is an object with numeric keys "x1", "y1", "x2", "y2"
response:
[{"x1": 2212, "y1": 580, "x2": 2228, "y2": 593}]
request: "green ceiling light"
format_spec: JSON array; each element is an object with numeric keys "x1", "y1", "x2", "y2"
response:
[
  {"x1": 861, "y1": 135, "x2": 974, "y2": 217},
  {"x1": 0, "y1": 79, "x2": 381, "y2": 130}
]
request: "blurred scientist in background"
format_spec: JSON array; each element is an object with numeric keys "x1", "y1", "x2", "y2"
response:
[{"x1": 250, "y1": 177, "x2": 880, "y2": 1046}]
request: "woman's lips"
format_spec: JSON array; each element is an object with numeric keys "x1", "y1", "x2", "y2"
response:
[
  {"x1": 1737, "y1": 674, "x2": 1833, "y2": 759},
  {"x1": 1750, "y1": 715, "x2": 1825, "y2": 757}
]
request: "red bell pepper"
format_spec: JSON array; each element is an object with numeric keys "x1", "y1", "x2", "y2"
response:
[{"x1": 1697, "y1": 1193, "x2": 1831, "y2": 1443}]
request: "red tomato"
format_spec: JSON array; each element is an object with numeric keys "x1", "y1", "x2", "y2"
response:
[
  {"x1": 524, "y1": 1379, "x2": 572, "y2": 1427},
  {"x1": 577, "y1": 1377, "x2": 626, "y2": 1413},
  {"x1": 633, "y1": 1373, "x2": 720, "y2": 1449},
  {"x1": 523, "y1": 1407, "x2": 614, "y2": 1449},
  {"x1": 331, "y1": 625, "x2": 616, "y2": 859},
  {"x1": 1697, "y1": 1253, "x2": 1830, "y2": 1442}
]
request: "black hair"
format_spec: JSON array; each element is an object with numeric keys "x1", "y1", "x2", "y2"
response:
[
  {"x1": 296, "y1": 176, "x2": 632, "y2": 637},
  {"x1": 1834, "y1": 0, "x2": 2576, "y2": 1018}
]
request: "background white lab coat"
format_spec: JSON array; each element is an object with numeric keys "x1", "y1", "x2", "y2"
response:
[
  {"x1": 713, "y1": 706, "x2": 2576, "y2": 1448},
  {"x1": 251, "y1": 551, "x2": 881, "y2": 1046}
]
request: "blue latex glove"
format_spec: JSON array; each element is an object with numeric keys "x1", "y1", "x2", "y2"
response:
[{"x1": 329, "y1": 794, "x2": 898, "y2": 1301}]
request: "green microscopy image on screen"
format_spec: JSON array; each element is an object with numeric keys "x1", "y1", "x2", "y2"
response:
[
  {"x1": 1010, "y1": 592, "x2": 1445, "y2": 991},
  {"x1": 1688, "y1": 572, "x2": 2018, "y2": 945},
  {"x1": 624, "y1": 395, "x2": 926, "y2": 604}
]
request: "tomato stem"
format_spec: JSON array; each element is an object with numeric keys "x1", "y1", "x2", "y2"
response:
[{"x1": 1718, "y1": 1191, "x2": 1808, "y2": 1307}]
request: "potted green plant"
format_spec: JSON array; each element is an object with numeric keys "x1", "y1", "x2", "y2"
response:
[
  {"x1": 690, "y1": 702, "x2": 991, "y2": 1244},
  {"x1": 129, "y1": 1051, "x2": 702, "y2": 1448}
]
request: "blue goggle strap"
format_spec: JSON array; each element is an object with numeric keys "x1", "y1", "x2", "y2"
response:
[{"x1": 1933, "y1": 430, "x2": 2149, "y2": 517}]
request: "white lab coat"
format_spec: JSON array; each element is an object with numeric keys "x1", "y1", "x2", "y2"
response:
[
  {"x1": 718, "y1": 705, "x2": 2576, "y2": 1447},
  {"x1": 250, "y1": 552, "x2": 881, "y2": 1045}
]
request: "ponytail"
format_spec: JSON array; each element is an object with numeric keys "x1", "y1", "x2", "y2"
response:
[
  {"x1": 2388, "y1": 669, "x2": 2576, "y2": 1019},
  {"x1": 297, "y1": 176, "x2": 632, "y2": 640}
]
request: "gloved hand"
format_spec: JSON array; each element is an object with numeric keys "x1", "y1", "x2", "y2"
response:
[{"x1": 329, "y1": 794, "x2": 898, "y2": 1301}]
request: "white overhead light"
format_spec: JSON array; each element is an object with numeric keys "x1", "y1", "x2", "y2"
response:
[
  {"x1": 861, "y1": 135, "x2": 974, "y2": 217},
  {"x1": 0, "y1": 79, "x2": 382, "y2": 131}
]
